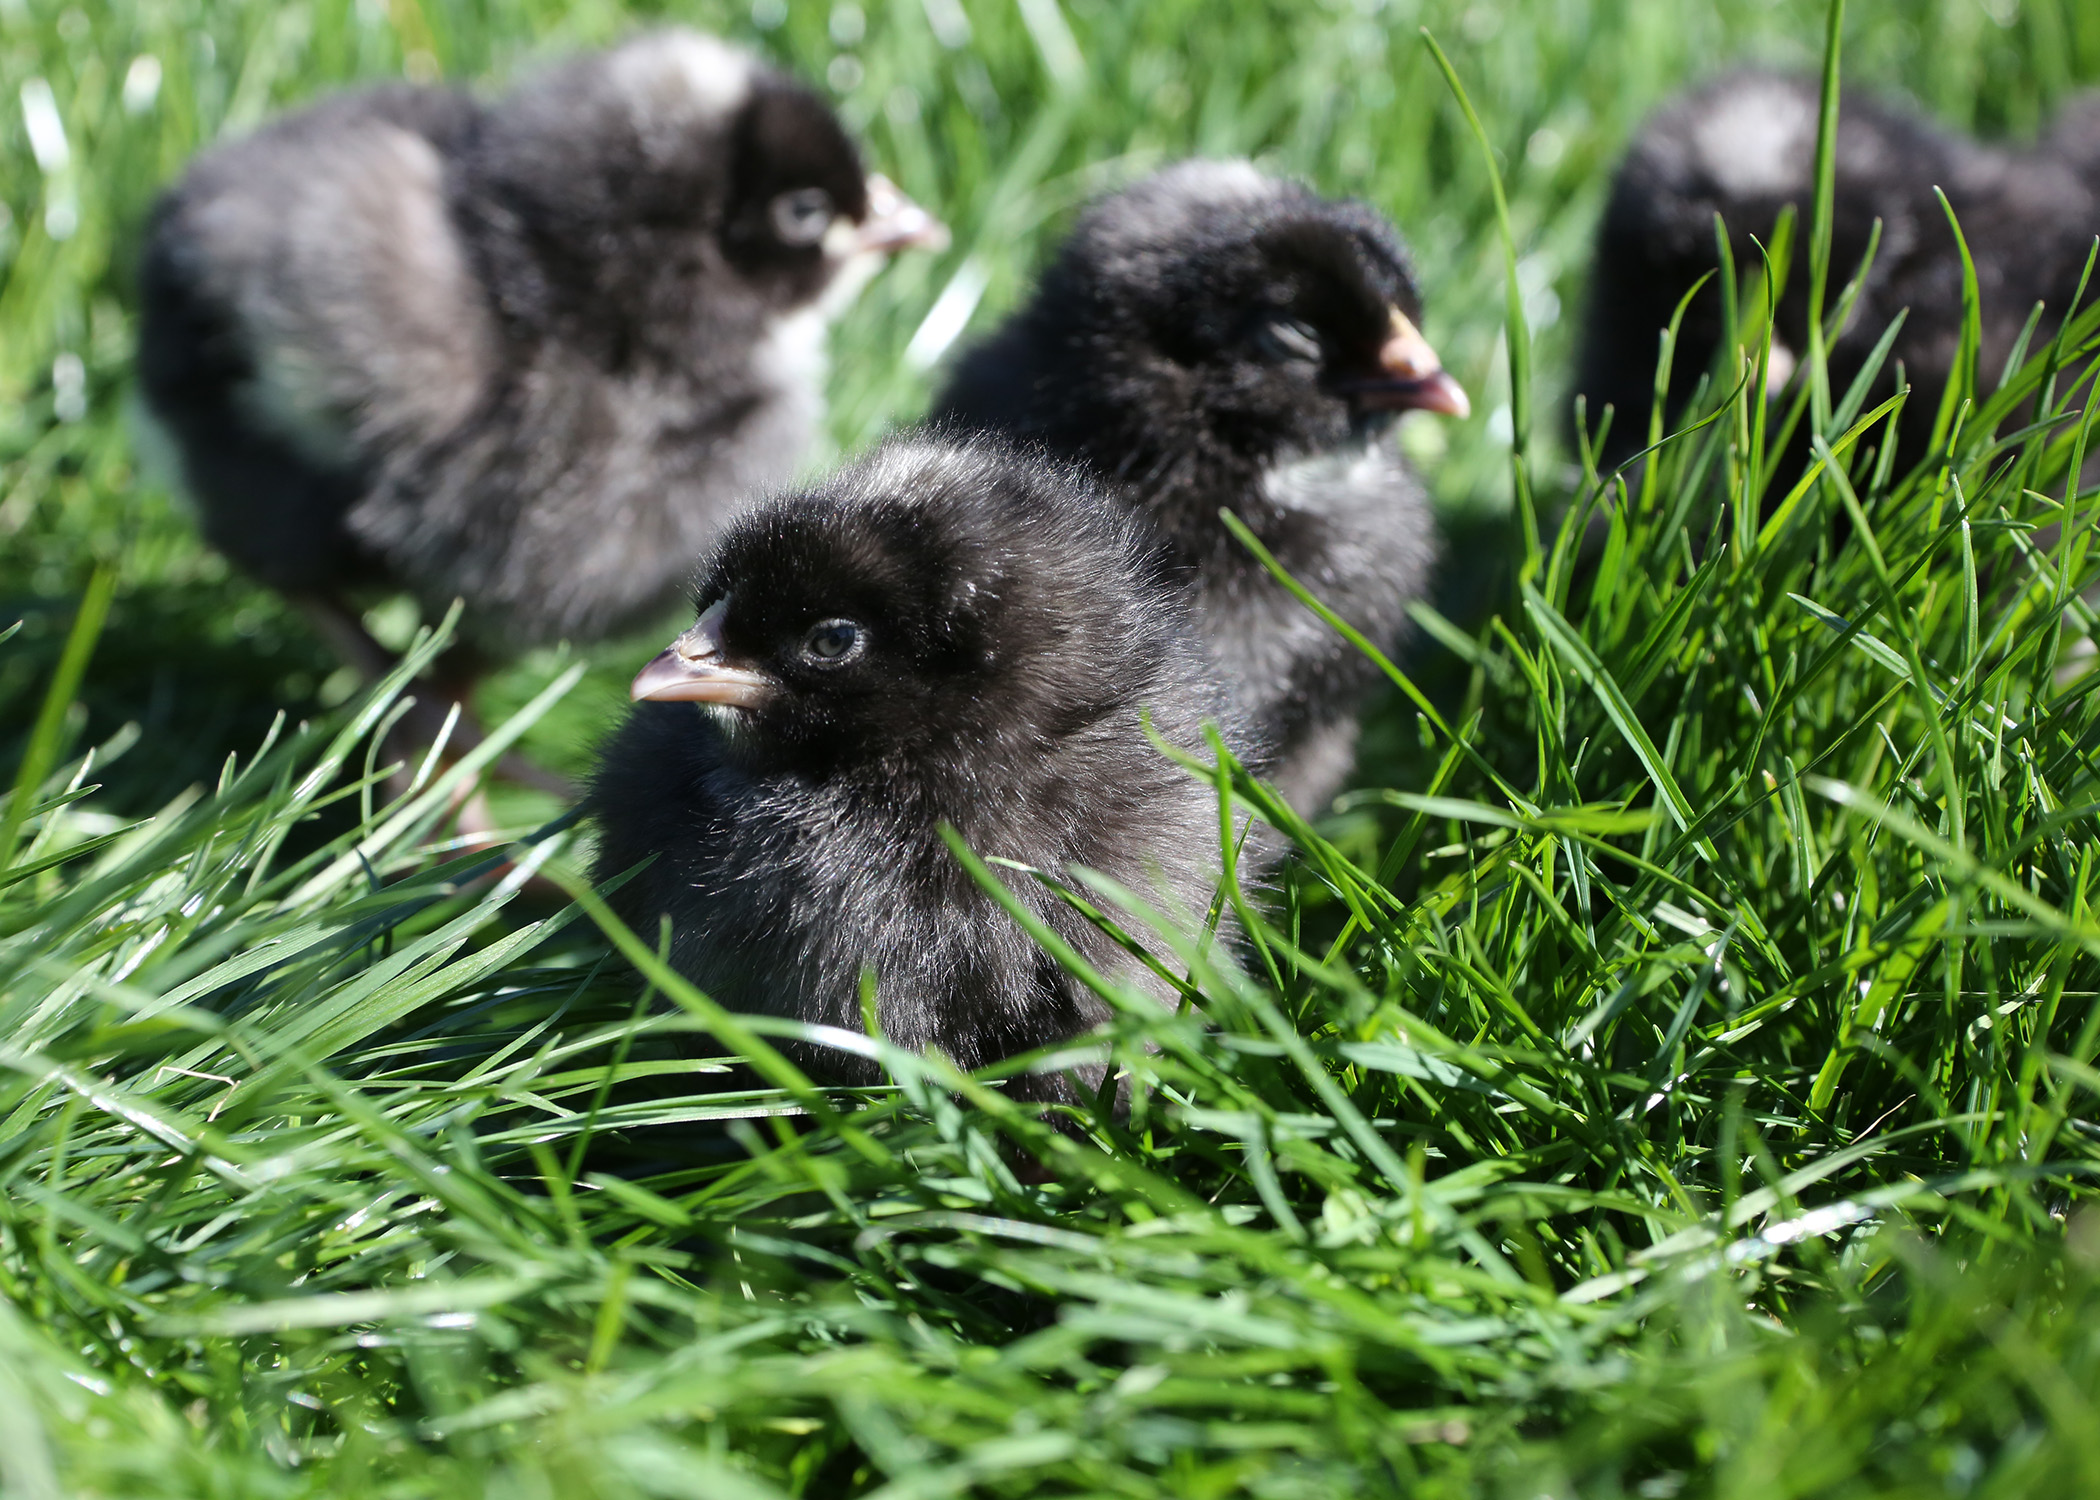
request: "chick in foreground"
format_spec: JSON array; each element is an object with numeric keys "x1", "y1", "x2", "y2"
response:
[
  {"x1": 139, "y1": 29, "x2": 944, "y2": 763},
  {"x1": 592, "y1": 438, "x2": 1255, "y2": 1103},
  {"x1": 935, "y1": 161, "x2": 1466, "y2": 817},
  {"x1": 1579, "y1": 70, "x2": 2100, "y2": 473}
]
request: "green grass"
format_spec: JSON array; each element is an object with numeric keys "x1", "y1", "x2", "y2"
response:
[{"x1": 4, "y1": 0, "x2": 2100, "y2": 1494}]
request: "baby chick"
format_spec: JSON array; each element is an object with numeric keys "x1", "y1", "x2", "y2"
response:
[
  {"x1": 934, "y1": 161, "x2": 1464, "y2": 817},
  {"x1": 1579, "y1": 70, "x2": 2100, "y2": 473},
  {"x1": 138, "y1": 29, "x2": 944, "y2": 746},
  {"x1": 591, "y1": 437, "x2": 1255, "y2": 1104}
]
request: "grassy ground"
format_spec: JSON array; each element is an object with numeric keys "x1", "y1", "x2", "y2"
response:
[{"x1": 3, "y1": 0, "x2": 2100, "y2": 1494}]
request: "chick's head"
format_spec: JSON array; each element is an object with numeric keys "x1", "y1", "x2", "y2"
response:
[
  {"x1": 1049, "y1": 161, "x2": 1468, "y2": 460},
  {"x1": 480, "y1": 30, "x2": 943, "y2": 337},
  {"x1": 631, "y1": 440, "x2": 1158, "y2": 779}
]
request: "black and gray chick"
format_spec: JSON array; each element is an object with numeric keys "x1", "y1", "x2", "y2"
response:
[
  {"x1": 591, "y1": 437, "x2": 1255, "y2": 1104},
  {"x1": 1579, "y1": 69, "x2": 2100, "y2": 473},
  {"x1": 934, "y1": 161, "x2": 1466, "y2": 816},
  {"x1": 139, "y1": 29, "x2": 944, "y2": 672}
]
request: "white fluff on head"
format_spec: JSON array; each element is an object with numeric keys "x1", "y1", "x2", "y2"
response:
[
  {"x1": 1138, "y1": 157, "x2": 1273, "y2": 206},
  {"x1": 608, "y1": 29, "x2": 754, "y2": 152},
  {"x1": 1083, "y1": 158, "x2": 1284, "y2": 269},
  {"x1": 854, "y1": 433, "x2": 1006, "y2": 511},
  {"x1": 1690, "y1": 76, "x2": 1815, "y2": 199}
]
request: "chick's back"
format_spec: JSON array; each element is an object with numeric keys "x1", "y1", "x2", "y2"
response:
[{"x1": 137, "y1": 84, "x2": 490, "y2": 594}]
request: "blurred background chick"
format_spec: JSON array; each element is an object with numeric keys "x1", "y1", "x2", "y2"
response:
[
  {"x1": 937, "y1": 162, "x2": 1464, "y2": 817},
  {"x1": 137, "y1": 28, "x2": 943, "y2": 795}
]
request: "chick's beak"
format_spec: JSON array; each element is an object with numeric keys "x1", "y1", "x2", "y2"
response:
[
  {"x1": 1340, "y1": 309, "x2": 1472, "y2": 419},
  {"x1": 854, "y1": 173, "x2": 950, "y2": 254},
  {"x1": 630, "y1": 599, "x2": 777, "y2": 708}
]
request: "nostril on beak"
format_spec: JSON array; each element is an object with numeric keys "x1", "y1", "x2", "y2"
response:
[
  {"x1": 679, "y1": 597, "x2": 732, "y2": 661},
  {"x1": 1378, "y1": 310, "x2": 1443, "y2": 382},
  {"x1": 631, "y1": 597, "x2": 775, "y2": 707},
  {"x1": 1331, "y1": 309, "x2": 1471, "y2": 418}
]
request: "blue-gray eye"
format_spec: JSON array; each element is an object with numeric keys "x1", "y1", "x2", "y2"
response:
[
  {"x1": 1255, "y1": 316, "x2": 1324, "y2": 364},
  {"x1": 770, "y1": 188, "x2": 835, "y2": 247},
  {"x1": 801, "y1": 618, "x2": 864, "y2": 665}
]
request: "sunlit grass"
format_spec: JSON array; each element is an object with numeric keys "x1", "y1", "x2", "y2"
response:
[{"x1": 2, "y1": 0, "x2": 2099, "y2": 1494}]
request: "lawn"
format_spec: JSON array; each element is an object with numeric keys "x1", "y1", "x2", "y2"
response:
[{"x1": 3, "y1": 0, "x2": 2100, "y2": 1494}]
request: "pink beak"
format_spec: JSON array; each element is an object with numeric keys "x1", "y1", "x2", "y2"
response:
[
  {"x1": 1337, "y1": 309, "x2": 1471, "y2": 418},
  {"x1": 855, "y1": 173, "x2": 950, "y2": 254},
  {"x1": 630, "y1": 599, "x2": 777, "y2": 708}
]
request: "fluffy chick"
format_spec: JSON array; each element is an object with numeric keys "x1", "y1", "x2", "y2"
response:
[
  {"x1": 1578, "y1": 70, "x2": 2100, "y2": 473},
  {"x1": 591, "y1": 437, "x2": 1254, "y2": 1104},
  {"x1": 934, "y1": 161, "x2": 1466, "y2": 817},
  {"x1": 138, "y1": 29, "x2": 943, "y2": 672}
]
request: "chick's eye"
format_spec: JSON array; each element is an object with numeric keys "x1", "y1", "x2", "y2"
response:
[
  {"x1": 1254, "y1": 316, "x2": 1324, "y2": 365},
  {"x1": 769, "y1": 188, "x2": 835, "y2": 247},
  {"x1": 800, "y1": 618, "x2": 865, "y2": 665}
]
